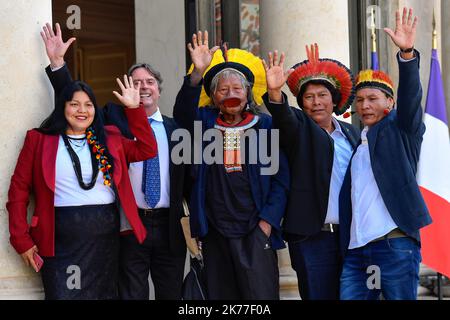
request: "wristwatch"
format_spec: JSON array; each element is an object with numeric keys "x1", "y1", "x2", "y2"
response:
[{"x1": 400, "y1": 47, "x2": 414, "y2": 53}]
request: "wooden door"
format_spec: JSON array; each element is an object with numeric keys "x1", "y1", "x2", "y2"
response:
[{"x1": 52, "y1": 0, "x2": 135, "y2": 106}]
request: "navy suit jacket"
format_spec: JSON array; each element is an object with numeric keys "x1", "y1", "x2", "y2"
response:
[
  {"x1": 45, "y1": 65, "x2": 188, "y2": 255},
  {"x1": 173, "y1": 76, "x2": 290, "y2": 250},
  {"x1": 339, "y1": 52, "x2": 432, "y2": 255},
  {"x1": 264, "y1": 92, "x2": 360, "y2": 238}
]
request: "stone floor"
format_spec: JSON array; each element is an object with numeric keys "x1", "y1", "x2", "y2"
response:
[
  {"x1": 418, "y1": 264, "x2": 450, "y2": 300},
  {"x1": 280, "y1": 264, "x2": 450, "y2": 300}
]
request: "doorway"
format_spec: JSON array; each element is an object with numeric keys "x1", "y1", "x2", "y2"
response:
[{"x1": 52, "y1": 0, "x2": 136, "y2": 106}]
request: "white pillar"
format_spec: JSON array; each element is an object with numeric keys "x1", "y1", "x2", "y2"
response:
[
  {"x1": 382, "y1": 0, "x2": 440, "y2": 107},
  {"x1": 0, "y1": 0, "x2": 53, "y2": 299},
  {"x1": 260, "y1": 0, "x2": 351, "y2": 299},
  {"x1": 134, "y1": 0, "x2": 187, "y2": 299},
  {"x1": 135, "y1": 0, "x2": 186, "y2": 117},
  {"x1": 260, "y1": 0, "x2": 351, "y2": 108}
]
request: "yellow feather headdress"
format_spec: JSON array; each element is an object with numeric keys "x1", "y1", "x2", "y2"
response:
[{"x1": 188, "y1": 48, "x2": 267, "y2": 106}]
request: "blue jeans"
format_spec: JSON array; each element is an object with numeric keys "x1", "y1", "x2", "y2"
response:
[
  {"x1": 288, "y1": 231, "x2": 342, "y2": 300},
  {"x1": 340, "y1": 237, "x2": 421, "y2": 300}
]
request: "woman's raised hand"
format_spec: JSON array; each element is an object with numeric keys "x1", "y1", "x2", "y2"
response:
[{"x1": 113, "y1": 75, "x2": 141, "y2": 108}]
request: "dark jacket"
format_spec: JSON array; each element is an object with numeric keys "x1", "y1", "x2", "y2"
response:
[
  {"x1": 45, "y1": 64, "x2": 188, "y2": 255},
  {"x1": 264, "y1": 92, "x2": 360, "y2": 238},
  {"x1": 173, "y1": 76, "x2": 290, "y2": 250},
  {"x1": 339, "y1": 52, "x2": 432, "y2": 255}
]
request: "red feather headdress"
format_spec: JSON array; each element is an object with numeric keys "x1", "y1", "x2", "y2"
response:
[{"x1": 287, "y1": 44, "x2": 355, "y2": 115}]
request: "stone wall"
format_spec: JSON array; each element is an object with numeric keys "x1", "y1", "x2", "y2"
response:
[{"x1": 0, "y1": 0, "x2": 53, "y2": 299}]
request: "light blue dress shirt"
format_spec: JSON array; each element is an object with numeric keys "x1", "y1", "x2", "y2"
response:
[
  {"x1": 129, "y1": 109, "x2": 170, "y2": 209},
  {"x1": 325, "y1": 118, "x2": 354, "y2": 224}
]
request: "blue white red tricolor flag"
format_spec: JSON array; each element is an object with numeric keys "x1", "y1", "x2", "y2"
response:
[{"x1": 417, "y1": 49, "x2": 450, "y2": 278}]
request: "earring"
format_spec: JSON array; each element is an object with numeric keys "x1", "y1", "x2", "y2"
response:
[
  {"x1": 343, "y1": 111, "x2": 356, "y2": 119},
  {"x1": 384, "y1": 108, "x2": 391, "y2": 116}
]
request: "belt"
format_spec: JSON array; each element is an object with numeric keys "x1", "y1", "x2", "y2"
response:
[
  {"x1": 138, "y1": 208, "x2": 169, "y2": 217},
  {"x1": 371, "y1": 228, "x2": 408, "y2": 243},
  {"x1": 321, "y1": 223, "x2": 339, "y2": 233}
]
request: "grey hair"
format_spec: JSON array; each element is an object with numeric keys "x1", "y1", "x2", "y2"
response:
[
  {"x1": 209, "y1": 69, "x2": 259, "y2": 114},
  {"x1": 209, "y1": 69, "x2": 248, "y2": 96},
  {"x1": 127, "y1": 63, "x2": 163, "y2": 93}
]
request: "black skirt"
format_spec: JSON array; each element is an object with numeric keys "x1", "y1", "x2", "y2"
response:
[{"x1": 41, "y1": 204, "x2": 120, "y2": 300}]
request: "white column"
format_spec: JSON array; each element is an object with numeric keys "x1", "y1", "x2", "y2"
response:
[
  {"x1": 134, "y1": 0, "x2": 188, "y2": 299},
  {"x1": 260, "y1": 0, "x2": 351, "y2": 108},
  {"x1": 0, "y1": 0, "x2": 53, "y2": 299},
  {"x1": 382, "y1": 0, "x2": 440, "y2": 107},
  {"x1": 260, "y1": 0, "x2": 351, "y2": 299},
  {"x1": 135, "y1": 0, "x2": 186, "y2": 117}
]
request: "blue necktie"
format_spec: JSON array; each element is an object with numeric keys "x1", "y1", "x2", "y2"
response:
[{"x1": 142, "y1": 118, "x2": 160, "y2": 208}]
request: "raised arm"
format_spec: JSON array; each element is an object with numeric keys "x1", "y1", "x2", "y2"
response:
[
  {"x1": 41, "y1": 23, "x2": 75, "y2": 69},
  {"x1": 262, "y1": 51, "x2": 300, "y2": 148},
  {"x1": 263, "y1": 51, "x2": 294, "y2": 104},
  {"x1": 384, "y1": 8, "x2": 423, "y2": 133},
  {"x1": 113, "y1": 76, "x2": 157, "y2": 162},
  {"x1": 187, "y1": 31, "x2": 219, "y2": 87},
  {"x1": 173, "y1": 31, "x2": 219, "y2": 132},
  {"x1": 41, "y1": 23, "x2": 76, "y2": 96},
  {"x1": 173, "y1": 76, "x2": 203, "y2": 133}
]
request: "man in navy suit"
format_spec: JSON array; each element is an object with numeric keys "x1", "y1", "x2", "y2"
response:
[
  {"x1": 41, "y1": 23, "x2": 187, "y2": 300},
  {"x1": 339, "y1": 8, "x2": 432, "y2": 300},
  {"x1": 262, "y1": 48, "x2": 359, "y2": 300}
]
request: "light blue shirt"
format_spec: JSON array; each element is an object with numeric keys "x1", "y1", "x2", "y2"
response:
[
  {"x1": 349, "y1": 127, "x2": 398, "y2": 249},
  {"x1": 325, "y1": 118, "x2": 354, "y2": 224},
  {"x1": 129, "y1": 109, "x2": 170, "y2": 209}
]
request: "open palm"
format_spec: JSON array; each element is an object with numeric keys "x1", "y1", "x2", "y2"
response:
[
  {"x1": 187, "y1": 31, "x2": 219, "y2": 74},
  {"x1": 113, "y1": 75, "x2": 141, "y2": 108},
  {"x1": 40, "y1": 23, "x2": 76, "y2": 66},
  {"x1": 263, "y1": 51, "x2": 294, "y2": 91},
  {"x1": 384, "y1": 7, "x2": 417, "y2": 50}
]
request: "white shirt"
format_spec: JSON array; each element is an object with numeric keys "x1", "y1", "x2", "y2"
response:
[
  {"x1": 349, "y1": 127, "x2": 398, "y2": 249},
  {"x1": 55, "y1": 135, "x2": 115, "y2": 206},
  {"x1": 129, "y1": 109, "x2": 170, "y2": 209},
  {"x1": 325, "y1": 118, "x2": 353, "y2": 224}
]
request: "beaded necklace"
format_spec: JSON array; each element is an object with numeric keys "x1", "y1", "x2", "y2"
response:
[
  {"x1": 86, "y1": 127, "x2": 112, "y2": 187},
  {"x1": 62, "y1": 126, "x2": 112, "y2": 189}
]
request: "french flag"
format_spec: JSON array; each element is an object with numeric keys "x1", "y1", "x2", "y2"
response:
[
  {"x1": 371, "y1": 51, "x2": 379, "y2": 71},
  {"x1": 417, "y1": 49, "x2": 450, "y2": 278}
]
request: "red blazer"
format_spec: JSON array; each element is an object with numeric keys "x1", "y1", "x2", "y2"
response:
[{"x1": 7, "y1": 106, "x2": 157, "y2": 257}]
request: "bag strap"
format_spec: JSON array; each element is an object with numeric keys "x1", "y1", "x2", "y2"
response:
[{"x1": 180, "y1": 198, "x2": 202, "y2": 259}]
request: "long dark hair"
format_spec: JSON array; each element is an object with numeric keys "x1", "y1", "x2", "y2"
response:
[{"x1": 38, "y1": 81, "x2": 114, "y2": 173}]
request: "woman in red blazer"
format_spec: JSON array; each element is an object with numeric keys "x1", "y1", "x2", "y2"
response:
[{"x1": 7, "y1": 76, "x2": 156, "y2": 299}]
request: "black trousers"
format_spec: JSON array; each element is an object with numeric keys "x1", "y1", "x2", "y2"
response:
[
  {"x1": 118, "y1": 211, "x2": 186, "y2": 300},
  {"x1": 203, "y1": 225, "x2": 280, "y2": 300}
]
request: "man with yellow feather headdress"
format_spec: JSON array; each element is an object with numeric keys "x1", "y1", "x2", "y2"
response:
[{"x1": 173, "y1": 31, "x2": 289, "y2": 300}]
